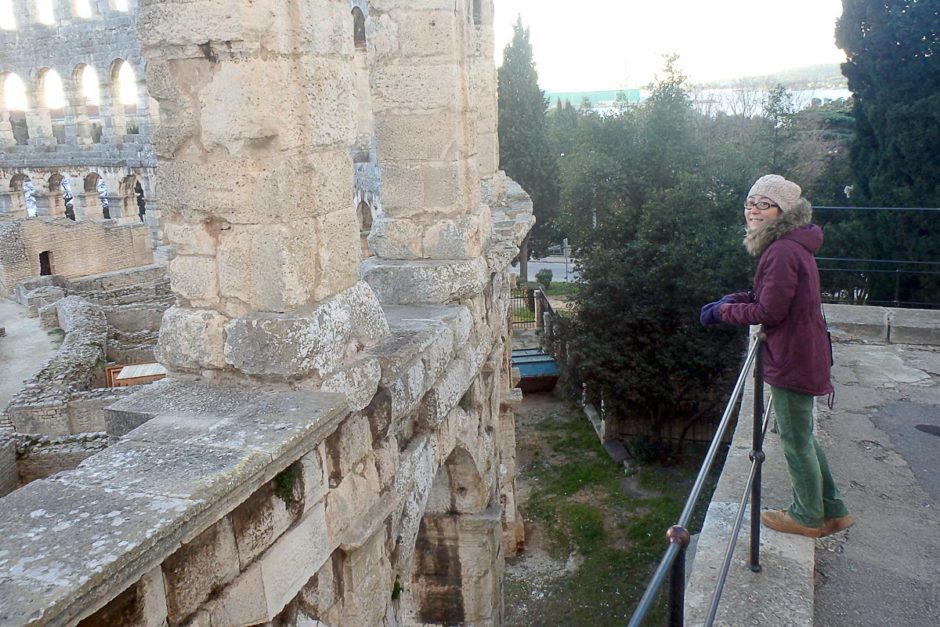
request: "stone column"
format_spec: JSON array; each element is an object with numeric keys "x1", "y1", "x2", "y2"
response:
[
  {"x1": 138, "y1": 0, "x2": 388, "y2": 382},
  {"x1": 366, "y1": 0, "x2": 488, "y2": 264},
  {"x1": 470, "y1": 0, "x2": 498, "y2": 181}
]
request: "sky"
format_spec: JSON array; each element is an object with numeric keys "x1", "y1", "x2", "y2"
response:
[{"x1": 493, "y1": 0, "x2": 848, "y2": 91}]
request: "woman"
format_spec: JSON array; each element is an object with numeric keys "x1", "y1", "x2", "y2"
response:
[{"x1": 700, "y1": 174, "x2": 854, "y2": 538}]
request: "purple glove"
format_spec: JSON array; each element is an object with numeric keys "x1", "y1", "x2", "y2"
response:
[{"x1": 700, "y1": 296, "x2": 734, "y2": 326}]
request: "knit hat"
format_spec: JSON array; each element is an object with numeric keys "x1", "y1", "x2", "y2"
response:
[{"x1": 748, "y1": 174, "x2": 802, "y2": 213}]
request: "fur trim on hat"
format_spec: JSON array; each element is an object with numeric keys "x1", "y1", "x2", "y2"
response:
[{"x1": 744, "y1": 197, "x2": 813, "y2": 256}]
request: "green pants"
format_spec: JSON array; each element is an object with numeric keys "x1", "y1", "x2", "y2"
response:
[{"x1": 771, "y1": 386, "x2": 849, "y2": 527}]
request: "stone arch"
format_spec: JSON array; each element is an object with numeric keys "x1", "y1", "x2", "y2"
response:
[
  {"x1": 83, "y1": 172, "x2": 108, "y2": 218},
  {"x1": 108, "y1": 0, "x2": 129, "y2": 11},
  {"x1": 35, "y1": 67, "x2": 66, "y2": 143},
  {"x1": 351, "y1": 6, "x2": 366, "y2": 49},
  {"x1": 9, "y1": 173, "x2": 33, "y2": 217},
  {"x1": 109, "y1": 58, "x2": 138, "y2": 139},
  {"x1": 472, "y1": 0, "x2": 482, "y2": 25},
  {"x1": 399, "y1": 446, "x2": 500, "y2": 625},
  {"x1": 72, "y1": 63, "x2": 102, "y2": 144},
  {"x1": 3, "y1": 72, "x2": 30, "y2": 146},
  {"x1": 118, "y1": 173, "x2": 144, "y2": 219}
]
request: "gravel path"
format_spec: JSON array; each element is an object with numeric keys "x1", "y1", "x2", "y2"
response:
[{"x1": 0, "y1": 298, "x2": 57, "y2": 415}]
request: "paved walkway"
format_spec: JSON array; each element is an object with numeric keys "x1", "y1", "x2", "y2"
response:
[
  {"x1": 814, "y1": 342, "x2": 940, "y2": 626},
  {"x1": 0, "y1": 298, "x2": 57, "y2": 413}
]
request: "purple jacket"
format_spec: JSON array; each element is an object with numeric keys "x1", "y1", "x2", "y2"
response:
[{"x1": 718, "y1": 224, "x2": 833, "y2": 396}]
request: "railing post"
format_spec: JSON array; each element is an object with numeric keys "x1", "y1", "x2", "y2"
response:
[
  {"x1": 749, "y1": 336, "x2": 765, "y2": 573},
  {"x1": 667, "y1": 525, "x2": 691, "y2": 627},
  {"x1": 894, "y1": 268, "x2": 901, "y2": 307}
]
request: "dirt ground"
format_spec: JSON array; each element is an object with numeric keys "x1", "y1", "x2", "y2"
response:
[{"x1": 503, "y1": 391, "x2": 705, "y2": 626}]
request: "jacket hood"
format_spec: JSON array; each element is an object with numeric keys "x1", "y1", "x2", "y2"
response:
[{"x1": 743, "y1": 197, "x2": 814, "y2": 256}]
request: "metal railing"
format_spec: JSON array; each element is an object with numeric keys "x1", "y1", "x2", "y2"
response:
[
  {"x1": 510, "y1": 288, "x2": 555, "y2": 329},
  {"x1": 628, "y1": 333, "x2": 768, "y2": 627},
  {"x1": 816, "y1": 257, "x2": 940, "y2": 309}
]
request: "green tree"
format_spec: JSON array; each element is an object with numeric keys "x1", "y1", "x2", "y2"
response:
[
  {"x1": 835, "y1": 0, "x2": 940, "y2": 303},
  {"x1": 497, "y1": 16, "x2": 560, "y2": 272}
]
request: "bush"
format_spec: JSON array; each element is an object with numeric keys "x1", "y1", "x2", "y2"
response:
[{"x1": 535, "y1": 268, "x2": 553, "y2": 291}]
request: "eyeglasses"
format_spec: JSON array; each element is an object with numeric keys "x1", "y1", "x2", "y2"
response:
[{"x1": 744, "y1": 200, "x2": 779, "y2": 211}]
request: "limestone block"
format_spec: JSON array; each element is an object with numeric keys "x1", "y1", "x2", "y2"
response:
[
  {"x1": 169, "y1": 255, "x2": 219, "y2": 302},
  {"x1": 138, "y1": 1, "x2": 279, "y2": 49},
  {"x1": 370, "y1": 162, "x2": 424, "y2": 217},
  {"x1": 346, "y1": 281, "x2": 391, "y2": 345},
  {"x1": 75, "y1": 565, "x2": 169, "y2": 627},
  {"x1": 422, "y1": 211, "x2": 489, "y2": 260},
  {"x1": 157, "y1": 150, "x2": 352, "y2": 225},
  {"x1": 163, "y1": 516, "x2": 241, "y2": 625},
  {"x1": 301, "y1": 444, "x2": 329, "y2": 512},
  {"x1": 374, "y1": 111, "x2": 461, "y2": 162},
  {"x1": 360, "y1": 257, "x2": 489, "y2": 305},
  {"x1": 157, "y1": 306, "x2": 228, "y2": 371},
  {"x1": 371, "y1": 64, "x2": 461, "y2": 112},
  {"x1": 320, "y1": 354, "x2": 382, "y2": 412},
  {"x1": 217, "y1": 221, "x2": 320, "y2": 313},
  {"x1": 224, "y1": 306, "x2": 350, "y2": 380},
  {"x1": 368, "y1": 216, "x2": 424, "y2": 260},
  {"x1": 325, "y1": 414, "x2": 374, "y2": 481},
  {"x1": 259, "y1": 502, "x2": 331, "y2": 618},
  {"x1": 423, "y1": 161, "x2": 470, "y2": 211},
  {"x1": 144, "y1": 59, "x2": 202, "y2": 159},
  {"x1": 338, "y1": 529, "x2": 391, "y2": 626},
  {"x1": 373, "y1": 436, "x2": 401, "y2": 492},
  {"x1": 393, "y1": 8, "x2": 459, "y2": 59},
  {"x1": 206, "y1": 565, "x2": 269, "y2": 627},
  {"x1": 313, "y1": 210, "x2": 359, "y2": 301},
  {"x1": 163, "y1": 220, "x2": 218, "y2": 257},
  {"x1": 325, "y1": 457, "x2": 381, "y2": 546},
  {"x1": 231, "y1": 481, "x2": 302, "y2": 570},
  {"x1": 419, "y1": 353, "x2": 473, "y2": 429},
  {"x1": 890, "y1": 308, "x2": 940, "y2": 346},
  {"x1": 387, "y1": 360, "x2": 427, "y2": 421}
]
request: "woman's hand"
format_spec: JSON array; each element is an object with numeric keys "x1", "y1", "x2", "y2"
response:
[{"x1": 700, "y1": 295, "x2": 734, "y2": 326}]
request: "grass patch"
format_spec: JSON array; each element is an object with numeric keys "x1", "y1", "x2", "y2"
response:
[
  {"x1": 507, "y1": 402, "x2": 723, "y2": 626},
  {"x1": 47, "y1": 328, "x2": 65, "y2": 344}
]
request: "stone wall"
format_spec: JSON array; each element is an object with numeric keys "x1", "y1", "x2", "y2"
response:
[
  {"x1": 0, "y1": 216, "x2": 153, "y2": 296},
  {"x1": 13, "y1": 431, "x2": 111, "y2": 484},
  {"x1": 0, "y1": 1, "x2": 532, "y2": 625}
]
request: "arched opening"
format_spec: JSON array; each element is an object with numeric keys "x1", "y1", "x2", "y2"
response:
[
  {"x1": 0, "y1": 0, "x2": 16, "y2": 30},
  {"x1": 10, "y1": 174, "x2": 35, "y2": 217},
  {"x1": 118, "y1": 174, "x2": 143, "y2": 220},
  {"x1": 83, "y1": 173, "x2": 107, "y2": 218},
  {"x1": 402, "y1": 447, "x2": 499, "y2": 625},
  {"x1": 110, "y1": 59, "x2": 138, "y2": 138},
  {"x1": 3, "y1": 73, "x2": 30, "y2": 146},
  {"x1": 42, "y1": 69, "x2": 66, "y2": 143},
  {"x1": 352, "y1": 7, "x2": 366, "y2": 49},
  {"x1": 472, "y1": 0, "x2": 482, "y2": 25},
  {"x1": 357, "y1": 200, "x2": 374, "y2": 261},
  {"x1": 74, "y1": 64, "x2": 102, "y2": 144},
  {"x1": 73, "y1": 0, "x2": 93, "y2": 19},
  {"x1": 39, "y1": 251, "x2": 53, "y2": 276},
  {"x1": 110, "y1": 0, "x2": 129, "y2": 11},
  {"x1": 35, "y1": 0, "x2": 55, "y2": 25}
]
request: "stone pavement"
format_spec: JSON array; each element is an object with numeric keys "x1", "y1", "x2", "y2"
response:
[
  {"x1": 0, "y1": 298, "x2": 57, "y2": 415},
  {"x1": 686, "y1": 305, "x2": 940, "y2": 626}
]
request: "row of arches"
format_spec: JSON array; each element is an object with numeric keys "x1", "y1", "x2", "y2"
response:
[
  {"x1": 0, "y1": 0, "x2": 129, "y2": 30},
  {"x1": 1, "y1": 58, "x2": 143, "y2": 147},
  {"x1": 5, "y1": 171, "x2": 145, "y2": 221}
]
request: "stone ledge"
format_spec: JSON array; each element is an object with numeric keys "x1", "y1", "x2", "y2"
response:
[
  {"x1": 0, "y1": 380, "x2": 347, "y2": 626},
  {"x1": 360, "y1": 256, "x2": 489, "y2": 305},
  {"x1": 685, "y1": 356, "x2": 815, "y2": 626},
  {"x1": 825, "y1": 304, "x2": 940, "y2": 346}
]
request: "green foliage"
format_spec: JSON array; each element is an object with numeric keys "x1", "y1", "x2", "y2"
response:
[
  {"x1": 273, "y1": 464, "x2": 301, "y2": 504},
  {"x1": 832, "y1": 0, "x2": 940, "y2": 304},
  {"x1": 535, "y1": 268, "x2": 552, "y2": 290},
  {"x1": 497, "y1": 17, "x2": 560, "y2": 255}
]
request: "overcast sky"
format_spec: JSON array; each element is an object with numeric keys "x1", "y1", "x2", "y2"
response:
[{"x1": 493, "y1": 0, "x2": 848, "y2": 90}]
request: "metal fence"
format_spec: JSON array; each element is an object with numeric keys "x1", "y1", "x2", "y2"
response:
[
  {"x1": 628, "y1": 334, "x2": 770, "y2": 626},
  {"x1": 510, "y1": 288, "x2": 555, "y2": 329}
]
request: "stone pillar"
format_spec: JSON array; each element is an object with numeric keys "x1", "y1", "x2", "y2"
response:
[
  {"x1": 366, "y1": 0, "x2": 488, "y2": 263},
  {"x1": 470, "y1": 0, "x2": 498, "y2": 181},
  {"x1": 0, "y1": 110, "x2": 15, "y2": 149},
  {"x1": 138, "y1": 0, "x2": 388, "y2": 381}
]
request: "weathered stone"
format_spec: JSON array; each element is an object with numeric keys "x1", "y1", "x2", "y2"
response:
[
  {"x1": 360, "y1": 257, "x2": 489, "y2": 305},
  {"x1": 319, "y1": 354, "x2": 382, "y2": 413},
  {"x1": 325, "y1": 456, "x2": 381, "y2": 547},
  {"x1": 231, "y1": 479, "x2": 302, "y2": 570},
  {"x1": 325, "y1": 414, "x2": 374, "y2": 482},
  {"x1": 157, "y1": 306, "x2": 228, "y2": 371},
  {"x1": 162, "y1": 516, "x2": 241, "y2": 624}
]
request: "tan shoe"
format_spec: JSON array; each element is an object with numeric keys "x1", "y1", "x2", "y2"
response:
[
  {"x1": 760, "y1": 509, "x2": 824, "y2": 538},
  {"x1": 820, "y1": 515, "x2": 856, "y2": 537}
]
